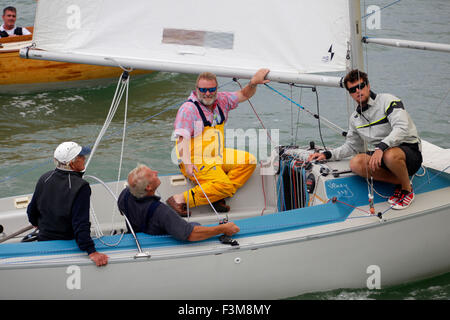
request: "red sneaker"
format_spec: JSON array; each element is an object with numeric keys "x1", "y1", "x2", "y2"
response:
[
  {"x1": 388, "y1": 185, "x2": 402, "y2": 205},
  {"x1": 392, "y1": 189, "x2": 415, "y2": 210}
]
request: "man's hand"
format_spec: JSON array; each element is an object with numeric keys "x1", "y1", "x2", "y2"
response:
[
  {"x1": 237, "y1": 68, "x2": 270, "y2": 102},
  {"x1": 307, "y1": 152, "x2": 326, "y2": 162},
  {"x1": 250, "y1": 68, "x2": 271, "y2": 86},
  {"x1": 89, "y1": 251, "x2": 108, "y2": 267},
  {"x1": 184, "y1": 163, "x2": 199, "y2": 177},
  {"x1": 222, "y1": 222, "x2": 240, "y2": 236},
  {"x1": 369, "y1": 149, "x2": 383, "y2": 172}
]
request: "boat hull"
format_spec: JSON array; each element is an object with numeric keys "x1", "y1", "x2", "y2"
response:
[
  {"x1": 1, "y1": 141, "x2": 449, "y2": 299},
  {"x1": 1, "y1": 197, "x2": 448, "y2": 299}
]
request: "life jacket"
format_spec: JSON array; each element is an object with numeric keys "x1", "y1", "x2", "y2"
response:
[{"x1": 0, "y1": 27, "x2": 23, "y2": 37}]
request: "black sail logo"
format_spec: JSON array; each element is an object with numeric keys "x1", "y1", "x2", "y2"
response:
[{"x1": 322, "y1": 44, "x2": 335, "y2": 63}]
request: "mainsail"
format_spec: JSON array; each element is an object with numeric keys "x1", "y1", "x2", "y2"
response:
[{"x1": 24, "y1": 0, "x2": 355, "y2": 86}]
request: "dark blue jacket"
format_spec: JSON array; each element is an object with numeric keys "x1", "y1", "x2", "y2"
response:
[
  {"x1": 27, "y1": 169, "x2": 96, "y2": 254},
  {"x1": 117, "y1": 188, "x2": 199, "y2": 241}
]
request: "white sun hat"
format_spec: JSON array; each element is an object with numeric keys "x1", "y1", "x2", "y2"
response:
[{"x1": 54, "y1": 142, "x2": 91, "y2": 164}]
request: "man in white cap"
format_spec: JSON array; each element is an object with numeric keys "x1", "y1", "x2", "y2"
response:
[{"x1": 27, "y1": 142, "x2": 108, "y2": 267}]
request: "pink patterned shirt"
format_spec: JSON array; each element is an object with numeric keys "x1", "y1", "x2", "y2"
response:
[{"x1": 174, "y1": 91, "x2": 239, "y2": 138}]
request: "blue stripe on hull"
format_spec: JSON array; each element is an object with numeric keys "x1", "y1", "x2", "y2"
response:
[{"x1": 1, "y1": 169, "x2": 448, "y2": 259}]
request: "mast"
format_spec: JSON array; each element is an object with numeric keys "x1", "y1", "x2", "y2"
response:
[{"x1": 348, "y1": 0, "x2": 364, "y2": 72}]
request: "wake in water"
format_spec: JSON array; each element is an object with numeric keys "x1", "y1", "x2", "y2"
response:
[{"x1": 289, "y1": 272, "x2": 450, "y2": 300}]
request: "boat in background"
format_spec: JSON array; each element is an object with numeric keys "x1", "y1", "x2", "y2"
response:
[{"x1": 0, "y1": 27, "x2": 152, "y2": 94}]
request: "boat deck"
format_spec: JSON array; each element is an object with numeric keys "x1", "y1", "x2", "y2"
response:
[{"x1": 1, "y1": 168, "x2": 448, "y2": 261}]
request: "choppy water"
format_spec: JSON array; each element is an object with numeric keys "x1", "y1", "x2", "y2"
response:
[{"x1": 0, "y1": 0, "x2": 449, "y2": 299}]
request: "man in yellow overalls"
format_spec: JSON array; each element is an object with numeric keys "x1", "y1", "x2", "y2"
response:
[{"x1": 167, "y1": 69, "x2": 270, "y2": 216}]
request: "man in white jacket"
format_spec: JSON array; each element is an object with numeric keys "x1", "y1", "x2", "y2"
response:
[
  {"x1": 308, "y1": 69, "x2": 422, "y2": 210},
  {"x1": 0, "y1": 6, "x2": 31, "y2": 38}
]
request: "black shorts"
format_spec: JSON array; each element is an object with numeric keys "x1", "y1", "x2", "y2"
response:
[{"x1": 366, "y1": 143, "x2": 423, "y2": 176}]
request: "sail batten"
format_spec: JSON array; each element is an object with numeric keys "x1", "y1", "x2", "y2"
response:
[{"x1": 29, "y1": 0, "x2": 353, "y2": 84}]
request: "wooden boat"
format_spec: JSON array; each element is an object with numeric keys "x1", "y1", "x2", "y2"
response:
[{"x1": 0, "y1": 27, "x2": 152, "y2": 94}]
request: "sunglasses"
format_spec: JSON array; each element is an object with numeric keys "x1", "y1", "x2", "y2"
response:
[
  {"x1": 197, "y1": 87, "x2": 217, "y2": 93},
  {"x1": 347, "y1": 82, "x2": 367, "y2": 93}
]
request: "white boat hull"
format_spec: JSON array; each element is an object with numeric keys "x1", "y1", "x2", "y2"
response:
[
  {"x1": 1, "y1": 189, "x2": 448, "y2": 299},
  {"x1": 1, "y1": 141, "x2": 449, "y2": 299}
]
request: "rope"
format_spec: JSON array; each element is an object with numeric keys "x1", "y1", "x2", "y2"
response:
[
  {"x1": 191, "y1": 172, "x2": 224, "y2": 222},
  {"x1": 263, "y1": 83, "x2": 347, "y2": 136},
  {"x1": 260, "y1": 162, "x2": 267, "y2": 215},
  {"x1": 84, "y1": 174, "x2": 126, "y2": 247},
  {"x1": 111, "y1": 74, "x2": 130, "y2": 233},
  {"x1": 332, "y1": 198, "x2": 371, "y2": 215},
  {"x1": 84, "y1": 72, "x2": 130, "y2": 171},
  {"x1": 361, "y1": 0, "x2": 402, "y2": 20},
  {"x1": 233, "y1": 78, "x2": 274, "y2": 144},
  {"x1": 294, "y1": 87, "x2": 304, "y2": 145}
]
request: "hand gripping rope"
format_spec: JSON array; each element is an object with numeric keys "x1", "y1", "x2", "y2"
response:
[{"x1": 191, "y1": 172, "x2": 238, "y2": 246}]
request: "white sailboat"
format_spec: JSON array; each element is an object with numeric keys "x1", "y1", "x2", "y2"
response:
[{"x1": 0, "y1": 0, "x2": 449, "y2": 299}]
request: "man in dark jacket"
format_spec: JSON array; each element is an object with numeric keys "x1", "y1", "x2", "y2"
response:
[
  {"x1": 27, "y1": 142, "x2": 108, "y2": 267},
  {"x1": 118, "y1": 164, "x2": 240, "y2": 241}
]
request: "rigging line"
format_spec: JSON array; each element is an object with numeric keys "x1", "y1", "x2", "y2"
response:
[
  {"x1": 361, "y1": 0, "x2": 402, "y2": 19},
  {"x1": 233, "y1": 78, "x2": 273, "y2": 144},
  {"x1": 432, "y1": 87, "x2": 450, "y2": 117},
  {"x1": 84, "y1": 174, "x2": 126, "y2": 247},
  {"x1": 111, "y1": 75, "x2": 130, "y2": 234},
  {"x1": 314, "y1": 87, "x2": 327, "y2": 150},
  {"x1": 290, "y1": 84, "x2": 294, "y2": 145},
  {"x1": 263, "y1": 83, "x2": 347, "y2": 136},
  {"x1": 85, "y1": 72, "x2": 129, "y2": 171},
  {"x1": 363, "y1": 0, "x2": 370, "y2": 75},
  {"x1": 260, "y1": 162, "x2": 267, "y2": 216},
  {"x1": 191, "y1": 172, "x2": 224, "y2": 222},
  {"x1": 356, "y1": 70, "x2": 376, "y2": 213},
  {"x1": 333, "y1": 198, "x2": 371, "y2": 215},
  {"x1": 294, "y1": 87, "x2": 304, "y2": 145}
]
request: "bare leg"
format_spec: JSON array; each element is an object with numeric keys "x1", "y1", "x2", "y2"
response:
[
  {"x1": 382, "y1": 148, "x2": 411, "y2": 192},
  {"x1": 349, "y1": 148, "x2": 411, "y2": 191}
]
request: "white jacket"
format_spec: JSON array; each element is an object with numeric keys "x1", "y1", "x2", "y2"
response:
[{"x1": 328, "y1": 91, "x2": 421, "y2": 161}]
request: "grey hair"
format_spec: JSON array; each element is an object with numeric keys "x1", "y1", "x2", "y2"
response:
[
  {"x1": 127, "y1": 164, "x2": 150, "y2": 198},
  {"x1": 54, "y1": 158, "x2": 74, "y2": 170}
]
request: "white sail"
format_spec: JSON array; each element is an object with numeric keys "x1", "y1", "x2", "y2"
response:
[{"x1": 25, "y1": 0, "x2": 353, "y2": 86}]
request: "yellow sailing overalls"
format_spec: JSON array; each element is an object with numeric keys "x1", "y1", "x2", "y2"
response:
[{"x1": 177, "y1": 100, "x2": 256, "y2": 207}]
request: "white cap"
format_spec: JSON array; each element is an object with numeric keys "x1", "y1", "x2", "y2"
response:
[{"x1": 54, "y1": 142, "x2": 91, "y2": 164}]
